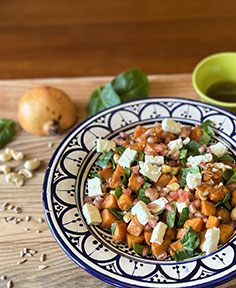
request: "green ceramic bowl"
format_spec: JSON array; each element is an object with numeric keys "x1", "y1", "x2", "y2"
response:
[{"x1": 192, "y1": 52, "x2": 236, "y2": 113}]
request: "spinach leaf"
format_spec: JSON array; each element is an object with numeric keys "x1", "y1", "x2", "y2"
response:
[
  {"x1": 108, "y1": 208, "x2": 125, "y2": 220},
  {"x1": 177, "y1": 207, "x2": 189, "y2": 228},
  {"x1": 116, "y1": 145, "x2": 125, "y2": 155},
  {"x1": 137, "y1": 182, "x2": 152, "y2": 204},
  {"x1": 213, "y1": 153, "x2": 234, "y2": 162},
  {"x1": 215, "y1": 191, "x2": 232, "y2": 210},
  {"x1": 111, "y1": 68, "x2": 149, "y2": 102},
  {"x1": 87, "y1": 84, "x2": 121, "y2": 116},
  {"x1": 179, "y1": 149, "x2": 188, "y2": 160},
  {"x1": 200, "y1": 120, "x2": 214, "y2": 136},
  {"x1": 95, "y1": 150, "x2": 114, "y2": 168},
  {"x1": 125, "y1": 168, "x2": 131, "y2": 178},
  {"x1": 186, "y1": 140, "x2": 201, "y2": 155},
  {"x1": 198, "y1": 131, "x2": 211, "y2": 145},
  {"x1": 227, "y1": 172, "x2": 236, "y2": 189},
  {"x1": 120, "y1": 174, "x2": 128, "y2": 187},
  {"x1": 0, "y1": 119, "x2": 16, "y2": 149},
  {"x1": 181, "y1": 226, "x2": 200, "y2": 251},
  {"x1": 174, "y1": 247, "x2": 203, "y2": 262},
  {"x1": 180, "y1": 166, "x2": 200, "y2": 188},
  {"x1": 133, "y1": 242, "x2": 151, "y2": 256},
  {"x1": 114, "y1": 186, "x2": 123, "y2": 200},
  {"x1": 111, "y1": 223, "x2": 117, "y2": 235},
  {"x1": 89, "y1": 172, "x2": 104, "y2": 183},
  {"x1": 167, "y1": 203, "x2": 177, "y2": 228},
  {"x1": 111, "y1": 158, "x2": 116, "y2": 170},
  {"x1": 223, "y1": 169, "x2": 234, "y2": 181}
]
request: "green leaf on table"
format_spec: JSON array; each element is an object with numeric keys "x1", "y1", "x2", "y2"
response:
[
  {"x1": 167, "y1": 203, "x2": 177, "y2": 228},
  {"x1": 137, "y1": 182, "x2": 152, "y2": 204},
  {"x1": 108, "y1": 208, "x2": 125, "y2": 220},
  {"x1": 0, "y1": 119, "x2": 16, "y2": 149},
  {"x1": 177, "y1": 207, "x2": 189, "y2": 228},
  {"x1": 95, "y1": 149, "x2": 114, "y2": 168}
]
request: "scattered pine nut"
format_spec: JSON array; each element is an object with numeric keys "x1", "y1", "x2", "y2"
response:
[
  {"x1": 2, "y1": 202, "x2": 8, "y2": 209},
  {"x1": 14, "y1": 207, "x2": 22, "y2": 214},
  {"x1": 26, "y1": 253, "x2": 32, "y2": 257},
  {"x1": 7, "y1": 280, "x2": 13, "y2": 288},
  {"x1": 48, "y1": 142, "x2": 53, "y2": 149},
  {"x1": 38, "y1": 217, "x2": 44, "y2": 224},
  {"x1": 36, "y1": 230, "x2": 41, "y2": 234},
  {"x1": 7, "y1": 205, "x2": 14, "y2": 210},
  {"x1": 17, "y1": 259, "x2": 27, "y2": 265},
  {"x1": 0, "y1": 274, "x2": 7, "y2": 280},
  {"x1": 6, "y1": 216, "x2": 14, "y2": 222},
  {"x1": 40, "y1": 254, "x2": 46, "y2": 262},
  {"x1": 2, "y1": 217, "x2": 7, "y2": 223},
  {"x1": 20, "y1": 250, "x2": 24, "y2": 258},
  {"x1": 29, "y1": 249, "x2": 36, "y2": 255},
  {"x1": 23, "y1": 248, "x2": 28, "y2": 254},
  {"x1": 25, "y1": 216, "x2": 30, "y2": 222},
  {"x1": 24, "y1": 228, "x2": 30, "y2": 232},
  {"x1": 38, "y1": 265, "x2": 48, "y2": 270}
]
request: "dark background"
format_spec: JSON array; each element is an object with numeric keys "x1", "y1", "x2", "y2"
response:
[{"x1": 0, "y1": 0, "x2": 236, "y2": 79}]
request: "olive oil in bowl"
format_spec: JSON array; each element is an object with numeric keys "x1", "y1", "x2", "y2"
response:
[{"x1": 206, "y1": 81, "x2": 236, "y2": 103}]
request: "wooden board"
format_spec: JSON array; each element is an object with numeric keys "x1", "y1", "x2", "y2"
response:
[{"x1": 0, "y1": 74, "x2": 234, "y2": 288}]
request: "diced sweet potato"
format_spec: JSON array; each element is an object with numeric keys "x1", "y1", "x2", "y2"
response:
[
  {"x1": 180, "y1": 126, "x2": 191, "y2": 139},
  {"x1": 129, "y1": 143, "x2": 139, "y2": 150},
  {"x1": 199, "y1": 230, "x2": 206, "y2": 252},
  {"x1": 232, "y1": 190, "x2": 236, "y2": 207},
  {"x1": 128, "y1": 173, "x2": 142, "y2": 192},
  {"x1": 184, "y1": 218, "x2": 203, "y2": 232},
  {"x1": 144, "y1": 230, "x2": 152, "y2": 246},
  {"x1": 101, "y1": 194, "x2": 118, "y2": 209},
  {"x1": 101, "y1": 209, "x2": 118, "y2": 229},
  {"x1": 164, "y1": 227, "x2": 176, "y2": 241},
  {"x1": 170, "y1": 240, "x2": 183, "y2": 252},
  {"x1": 168, "y1": 175, "x2": 179, "y2": 185},
  {"x1": 216, "y1": 207, "x2": 231, "y2": 224},
  {"x1": 117, "y1": 193, "x2": 133, "y2": 211},
  {"x1": 99, "y1": 167, "x2": 113, "y2": 183},
  {"x1": 219, "y1": 223, "x2": 234, "y2": 244},
  {"x1": 110, "y1": 164, "x2": 126, "y2": 188},
  {"x1": 206, "y1": 215, "x2": 220, "y2": 229},
  {"x1": 138, "y1": 140, "x2": 146, "y2": 151},
  {"x1": 201, "y1": 200, "x2": 216, "y2": 216},
  {"x1": 126, "y1": 233, "x2": 144, "y2": 248},
  {"x1": 157, "y1": 174, "x2": 171, "y2": 187},
  {"x1": 152, "y1": 239, "x2": 171, "y2": 257},
  {"x1": 133, "y1": 125, "x2": 147, "y2": 140},
  {"x1": 164, "y1": 132, "x2": 176, "y2": 144},
  {"x1": 190, "y1": 125, "x2": 203, "y2": 141},
  {"x1": 112, "y1": 221, "x2": 127, "y2": 243},
  {"x1": 209, "y1": 185, "x2": 227, "y2": 202},
  {"x1": 176, "y1": 228, "x2": 186, "y2": 239},
  {"x1": 127, "y1": 215, "x2": 144, "y2": 236}
]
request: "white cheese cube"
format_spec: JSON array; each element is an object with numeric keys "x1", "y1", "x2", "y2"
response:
[
  {"x1": 145, "y1": 155, "x2": 164, "y2": 166},
  {"x1": 149, "y1": 197, "x2": 168, "y2": 214},
  {"x1": 82, "y1": 203, "x2": 102, "y2": 225},
  {"x1": 96, "y1": 139, "x2": 116, "y2": 152},
  {"x1": 162, "y1": 119, "x2": 181, "y2": 135},
  {"x1": 176, "y1": 201, "x2": 189, "y2": 213},
  {"x1": 168, "y1": 138, "x2": 183, "y2": 151},
  {"x1": 202, "y1": 227, "x2": 220, "y2": 254},
  {"x1": 88, "y1": 177, "x2": 103, "y2": 198},
  {"x1": 150, "y1": 222, "x2": 168, "y2": 244},
  {"x1": 183, "y1": 137, "x2": 190, "y2": 145},
  {"x1": 186, "y1": 173, "x2": 202, "y2": 189},
  {"x1": 139, "y1": 161, "x2": 162, "y2": 182},
  {"x1": 131, "y1": 200, "x2": 152, "y2": 225},
  {"x1": 187, "y1": 153, "x2": 213, "y2": 166},
  {"x1": 209, "y1": 142, "x2": 228, "y2": 158},
  {"x1": 117, "y1": 147, "x2": 137, "y2": 168}
]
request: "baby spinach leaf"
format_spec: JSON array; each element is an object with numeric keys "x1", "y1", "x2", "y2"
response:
[
  {"x1": 213, "y1": 153, "x2": 234, "y2": 162},
  {"x1": 133, "y1": 242, "x2": 151, "y2": 256},
  {"x1": 111, "y1": 158, "x2": 116, "y2": 170},
  {"x1": 114, "y1": 186, "x2": 123, "y2": 200},
  {"x1": 0, "y1": 119, "x2": 16, "y2": 149},
  {"x1": 177, "y1": 207, "x2": 189, "y2": 228},
  {"x1": 111, "y1": 223, "x2": 117, "y2": 235},
  {"x1": 111, "y1": 68, "x2": 149, "y2": 102},
  {"x1": 116, "y1": 145, "x2": 125, "y2": 155},
  {"x1": 174, "y1": 247, "x2": 203, "y2": 262},
  {"x1": 137, "y1": 182, "x2": 152, "y2": 204},
  {"x1": 227, "y1": 172, "x2": 236, "y2": 187},
  {"x1": 167, "y1": 203, "x2": 177, "y2": 228},
  {"x1": 108, "y1": 208, "x2": 125, "y2": 220},
  {"x1": 223, "y1": 169, "x2": 234, "y2": 181},
  {"x1": 198, "y1": 131, "x2": 211, "y2": 145},
  {"x1": 186, "y1": 140, "x2": 201, "y2": 156},
  {"x1": 120, "y1": 174, "x2": 128, "y2": 187},
  {"x1": 181, "y1": 226, "x2": 200, "y2": 251},
  {"x1": 89, "y1": 172, "x2": 104, "y2": 183},
  {"x1": 199, "y1": 120, "x2": 214, "y2": 136},
  {"x1": 180, "y1": 166, "x2": 200, "y2": 188},
  {"x1": 125, "y1": 168, "x2": 131, "y2": 178},
  {"x1": 101, "y1": 82, "x2": 121, "y2": 108},
  {"x1": 179, "y1": 149, "x2": 188, "y2": 160},
  {"x1": 215, "y1": 191, "x2": 232, "y2": 210},
  {"x1": 95, "y1": 150, "x2": 114, "y2": 168}
]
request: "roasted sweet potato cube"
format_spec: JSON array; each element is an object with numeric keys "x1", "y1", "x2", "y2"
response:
[
  {"x1": 184, "y1": 218, "x2": 203, "y2": 232},
  {"x1": 127, "y1": 215, "x2": 144, "y2": 236},
  {"x1": 201, "y1": 200, "x2": 216, "y2": 216},
  {"x1": 117, "y1": 193, "x2": 133, "y2": 211},
  {"x1": 126, "y1": 233, "x2": 144, "y2": 248},
  {"x1": 219, "y1": 223, "x2": 234, "y2": 244},
  {"x1": 112, "y1": 221, "x2": 127, "y2": 243},
  {"x1": 152, "y1": 240, "x2": 171, "y2": 257},
  {"x1": 101, "y1": 209, "x2": 118, "y2": 229},
  {"x1": 206, "y1": 215, "x2": 220, "y2": 229},
  {"x1": 101, "y1": 194, "x2": 118, "y2": 209}
]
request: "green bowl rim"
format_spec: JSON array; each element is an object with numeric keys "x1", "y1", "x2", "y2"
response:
[{"x1": 192, "y1": 52, "x2": 236, "y2": 108}]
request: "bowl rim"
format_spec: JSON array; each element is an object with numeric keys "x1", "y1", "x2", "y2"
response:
[{"x1": 192, "y1": 52, "x2": 236, "y2": 108}]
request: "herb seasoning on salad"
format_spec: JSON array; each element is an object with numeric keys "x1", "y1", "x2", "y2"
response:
[{"x1": 82, "y1": 119, "x2": 236, "y2": 262}]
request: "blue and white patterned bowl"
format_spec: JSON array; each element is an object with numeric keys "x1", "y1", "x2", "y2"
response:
[{"x1": 43, "y1": 97, "x2": 236, "y2": 288}]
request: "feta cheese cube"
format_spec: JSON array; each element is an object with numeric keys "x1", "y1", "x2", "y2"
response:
[
  {"x1": 145, "y1": 155, "x2": 164, "y2": 166},
  {"x1": 187, "y1": 153, "x2": 213, "y2": 166},
  {"x1": 96, "y1": 139, "x2": 116, "y2": 152},
  {"x1": 82, "y1": 203, "x2": 102, "y2": 225},
  {"x1": 139, "y1": 161, "x2": 162, "y2": 182},
  {"x1": 148, "y1": 197, "x2": 168, "y2": 214},
  {"x1": 88, "y1": 177, "x2": 103, "y2": 198},
  {"x1": 176, "y1": 201, "x2": 189, "y2": 213},
  {"x1": 202, "y1": 227, "x2": 220, "y2": 254},
  {"x1": 150, "y1": 222, "x2": 168, "y2": 244},
  {"x1": 183, "y1": 137, "x2": 190, "y2": 145},
  {"x1": 162, "y1": 119, "x2": 181, "y2": 135},
  {"x1": 186, "y1": 173, "x2": 202, "y2": 189},
  {"x1": 168, "y1": 138, "x2": 183, "y2": 151},
  {"x1": 131, "y1": 200, "x2": 152, "y2": 225},
  {"x1": 209, "y1": 142, "x2": 228, "y2": 158},
  {"x1": 117, "y1": 147, "x2": 137, "y2": 168}
]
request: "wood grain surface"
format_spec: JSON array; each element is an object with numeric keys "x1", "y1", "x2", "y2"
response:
[
  {"x1": 0, "y1": 74, "x2": 235, "y2": 288},
  {"x1": 0, "y1": 0, "x2": 236, "y2": 79}
]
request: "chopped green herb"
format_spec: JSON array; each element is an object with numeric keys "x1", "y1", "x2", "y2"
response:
[
  {"x1": 180, "y1": 166, "x2": 201, "y2": 188},
  {"x1": 227, "y1": 172, "x2": 236, "y2": 188},
  {"x1": 198, "y1": 131, "x2": 211, "y2": 145},
  {"x1": 200, "y1": 120, "x2": 214, "y2": 136},
  {"x1": 111, "y1": 223, "x2": 117, "y2": 235},
  {"x1": 177, "y1": 207, "x2": 189, "y2": 228},
  {"x1": 213, "y1": 153, "x2": 234, "y2": 162},
  {"x1": 133, "y1": 242, "x2": 151, "y2": 256},
  {"x1": 125, "y1": 168, "x2": 131, "y2": 178},
  {"x1": 179, "y1": 149, "x2": 188, "y2": 160},
  {"x1": 223, "y1": 169, "x2": 234, "y2": 181},
  {"x1": 114, "y1": 186, "x2": 123, "y2": 200},
  {"x1": 120, "y1": 174, "x2": 128, "y2": 187},
  {"x1": 95, "y1": 150, "x2": 114, "y2": 168},
  {"x1": 111, "y1": 158, "x2": 116, "y2": 170},
  {"x1": 181, "y1": 226, "x2": 200, "y2": 251},
  {"x1": 108, "y1": 208, "x2": 125, "y2": 220},
  {"x1": 174, "y1": 247, "x2": 203, "y2": 262},
  {"x1": 167, "y1": 203, "x2": 177, "y2": 228},
  {"x1": 137, "y1": 182, "x2": 152, "y2": 204},
  {"x1": 89, "y1": 172, "x2": 104, "y2": 183},
  {"x1": 186, "y1": 140, "x2": 201, "y2": 156},
  {"x1": 215, "y1": 191, "x2": 232, "y2": 210},
  {"x1": 116, "y1": 146, "x2": 125, "y2": 155}
]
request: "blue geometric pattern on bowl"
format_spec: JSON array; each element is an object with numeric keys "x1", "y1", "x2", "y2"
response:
[{"x1": 43, "y1": 97, "x2": 236, "y2": 288}]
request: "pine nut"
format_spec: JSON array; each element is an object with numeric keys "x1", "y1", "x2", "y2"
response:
[
  {"x1": 18, "y1": 168, "x2": 33, "y2": 179},
  {"x1": 0, "y1": 165, "x2": 11, "y2": 175},
  {"x1": 24, "y1": 159, "x2": 41, "y2": 171}
]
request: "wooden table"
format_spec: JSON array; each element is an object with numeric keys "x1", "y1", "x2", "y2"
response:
[
  {"x1": 0, "y1": 74, "x2": 234, "y2": 288},
  {"x1": 1, "y1": 1, "x2": 236, "y2": 79}
]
